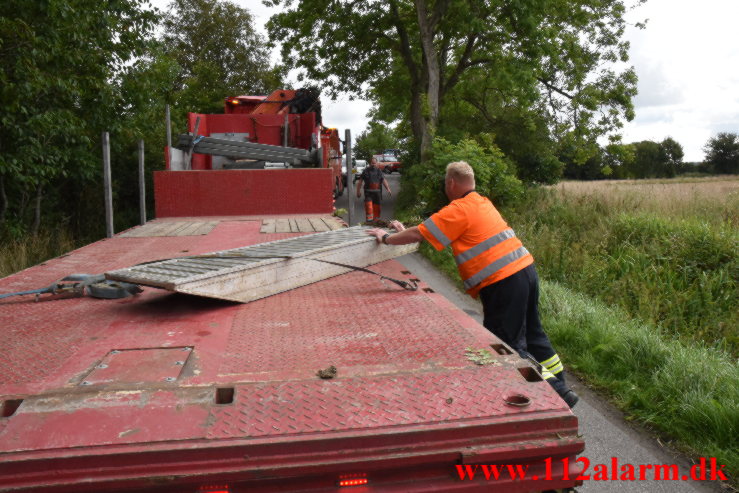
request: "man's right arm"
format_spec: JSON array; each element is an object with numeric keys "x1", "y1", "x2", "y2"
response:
[
  {"x1": 367, "y1": 226, "x2": 423, "y2": 245},
  {"x1": 355, "y1": 179, "x2": 363, "y2": 197}
]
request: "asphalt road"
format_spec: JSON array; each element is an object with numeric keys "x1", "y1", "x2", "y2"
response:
[{"x1": 340, "y1": 174, "x2": 724, "y2": 492}]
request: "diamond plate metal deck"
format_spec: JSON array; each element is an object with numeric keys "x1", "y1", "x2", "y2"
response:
[
  {"x1": 0, "y1": 216, "x2": 582, "y2": 492},
  {"x1": 207, "y1": 367, "x2": 565, "y2": 439}
]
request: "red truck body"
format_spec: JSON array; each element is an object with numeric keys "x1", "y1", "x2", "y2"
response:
[
  {"x1": 0, "y1": 99, "x2": 583, "y2": 491},
  {"x1": 173, "y1": 89, "x2": 344, "y2": 198}
]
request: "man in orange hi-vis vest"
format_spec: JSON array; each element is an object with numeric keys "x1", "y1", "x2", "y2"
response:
[
  {"x1": 356, "y1": 157, "x2": 393, "y2": 223},
  {"x1": 367, "y1": 161, "x2": 578, "y2": 408}
]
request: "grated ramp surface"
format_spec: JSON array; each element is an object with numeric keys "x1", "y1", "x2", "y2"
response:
[{"x1": 105, "y1": 226, "x2": 416, "y2": 303}]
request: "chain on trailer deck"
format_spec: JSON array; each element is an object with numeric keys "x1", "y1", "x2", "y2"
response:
[{"x1": 105, "y1": 226, "x2": 418, "y2": 303}]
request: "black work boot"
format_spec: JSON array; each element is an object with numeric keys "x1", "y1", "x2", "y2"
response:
[
  {"x1": 562, "y1": 389, "x2": 579, "y2": 408},
  {"x1": 546, "y1": 376, "x2": 579, "y2": 409}
]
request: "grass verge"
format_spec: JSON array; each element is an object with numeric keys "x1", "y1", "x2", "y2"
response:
[{"x1": 541, "y1": 280, "x2": 738, "y2": 482}]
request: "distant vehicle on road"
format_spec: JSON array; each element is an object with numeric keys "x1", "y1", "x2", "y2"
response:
[
  {"x1": 342, "y1": 157, "x2": 367, "y2": 185},
  {"x1": 373, "y1": 153, "x2": 402, "y2": 174}
]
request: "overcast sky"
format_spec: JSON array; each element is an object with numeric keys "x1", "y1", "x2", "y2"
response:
[{"x1": 240, "y1": 0, "x2": 739, "y2": 162}]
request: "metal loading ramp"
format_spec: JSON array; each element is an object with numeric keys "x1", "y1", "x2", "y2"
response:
[{"x1": 105, "y1": 226, "x2": 417, "y2": 302}]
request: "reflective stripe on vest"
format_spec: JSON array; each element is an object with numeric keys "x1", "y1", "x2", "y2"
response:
[
  {"x1": 422, "y1": 217, "x2": 452, "y2": 247},
  {"x1": 454, "y1": 228, "x2": 516, "y2": 265},
  {"x1": 462, "y1": 246, "x2": 530, "y2": 290}
]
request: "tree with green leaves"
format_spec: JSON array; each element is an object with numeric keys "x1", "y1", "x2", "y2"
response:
[
  {"x1": 704, "y1": 132, "x2": 739, "y2": 175},
  {"x1": 658, "y1": 137, "x2": 683, "y2": 178},
  {"x1": 0, "y1": 0, "x2": 157, "y2": 236},
  {"x1": 398, "y1": 135, "x2": 523, "y2": 220},
  {"x1": 161, "y1": 0, "x2": 283, "y2": 115},
  {"x1": 621, "y1": 138, "x2": 683, "y2": 179},
  {"x1": 354, "y1": 123, "x2": 398, "y2": 161},
  {"x1": 267, "y1": 0, "x2": 640, "y2": 164}
]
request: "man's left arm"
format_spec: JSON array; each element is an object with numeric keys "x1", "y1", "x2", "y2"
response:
[{"x1": 382, "y1": 177, "x2": 392, "y2": 195}]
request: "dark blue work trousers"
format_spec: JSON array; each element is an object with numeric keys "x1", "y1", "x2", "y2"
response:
[{"x1": 479, "y1": 263, "x2": 568, "y2": 391}]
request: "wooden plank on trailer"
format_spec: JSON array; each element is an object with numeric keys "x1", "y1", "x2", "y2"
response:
[
  {"x1": 134, "y1": 222, "x2": 166, "y2": 236},
  {"x1": 139, "y1": 222, "x2": 174, "y2": 237},
  {"x1": 156, "y1": 222, "x2": 189, "y2": 236},
  {"x1": 275, "y1": 219, "x2": 291, "y2": 233},
  {"x1": 191, "y1": 221, "x2": 218, "y2": 236},
  {"x1": 106, "y1": 226, "x2": 418, "y2": 303},
  {"x1": 169, "y1": 222, "x2": 195, "y2": 236},
  {"x1": 308, "y1": 217, "x2": 330, "y2": 232},
  {"x1": 176, "y1": 222, "x2": 204, "y2": 236},
  {"x1": 323, "y1": 217, "x2": 342, "y2": 230},
  {"x1": 260, "y1": 219, "x2": 276, "y2": 234},
  {"x1": 295, "y1": 218, "x2": 314, "y2": 233}
]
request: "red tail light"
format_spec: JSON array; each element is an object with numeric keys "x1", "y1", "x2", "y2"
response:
[
  {"x1": 198, "y1": 485, "x2": 229, "y2": 493},
  {"x1": 338, "y1": 473, "x2": 368, "y2": 487}
]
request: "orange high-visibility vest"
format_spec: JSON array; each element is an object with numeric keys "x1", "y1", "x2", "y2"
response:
[{"x1": 417, "y1": 192, "x2": 533, "y2": 297}]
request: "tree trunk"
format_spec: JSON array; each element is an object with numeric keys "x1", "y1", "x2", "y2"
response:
[
  {"x1": 0, "y1": 174, "x2": 7, "y2": 225},
  {"x1": 18, "y1": 189, "x2": 29, "y2": 223},
  {"x1": 389, "y1": 0, "x2": 426, "y2": 163},
  {"x1": 414, "y1": 0, "x2": 443, "y2": 162},
  {"x1": 31, "y1": 183, "x2": 43, "y2": 236},
  {"x1": 409, "y1": 85, "x2": 426, "y2": 158}
]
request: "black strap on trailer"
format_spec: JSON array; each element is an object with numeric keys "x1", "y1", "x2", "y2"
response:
[
  {"x1": 0, "y1": 274, "x2": 141, "y2": 301},
  {"x1": 304, "y1": 257, "x2": 418, "y2": 291}
]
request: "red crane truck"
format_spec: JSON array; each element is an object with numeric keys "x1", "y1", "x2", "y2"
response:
[
  {"x1": 0, "y1": 90, "x2": 584, "y2": 492},
  {"x1": 168, "y1": 88, "x2": 345, "y2": 199}
]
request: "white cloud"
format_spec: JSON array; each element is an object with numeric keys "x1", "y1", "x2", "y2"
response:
[{"x1": 621, "y1": 0, "x2": 739, "y2": 161}]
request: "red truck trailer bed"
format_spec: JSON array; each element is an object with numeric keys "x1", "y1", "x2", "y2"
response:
[{"x1": 0, "y1": 216, "x2": 583, "y2": 492}]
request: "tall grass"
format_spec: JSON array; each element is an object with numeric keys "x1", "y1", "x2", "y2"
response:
[
  {"x1": 0, "y1": 229, "x2": 80, "y2": 278},
  {"x1": 508, "y1": 178, "x2": 738, "y2": 356},
  {"x1": 541, "y1": 280, "x2": 738, "y2": 479},
  {"x1": 552, "y1": 177, "x2": 739, "y2": 227}
]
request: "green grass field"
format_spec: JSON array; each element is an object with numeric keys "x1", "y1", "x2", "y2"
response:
[{"x1": 509, "y1": 177, "x2": 738, "y2": 356}]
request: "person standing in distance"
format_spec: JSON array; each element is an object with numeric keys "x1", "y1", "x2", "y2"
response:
[
  {"x1": 367, "y1": 161, "x2": 578, "y2": 408},
  {"x1": 356, "y1": 157, "x2": 392, "y2": 223}
]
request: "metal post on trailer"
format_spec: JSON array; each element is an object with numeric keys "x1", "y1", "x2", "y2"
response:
[
  {"x1": 185, "y1": 116, "x2": 200, "y2": 171},
  {"x1": 138, "y1": 139, "x2": 146, "y2": 226},
  {"x1": 345, "y1": 129, "x2": 354, "y2": 226},
  {"x1": 283, "y1": 113, "x2": 290, "y2": 167},
  {"x1": 102, "y1": 131, "x2": 114, "y2": 238},
  {"x1": 283, "y1": 113, "x2": 289, "y2": 148},
  {"x1": 165, "y1": 104, "x2": 172, "y2": 149}
]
